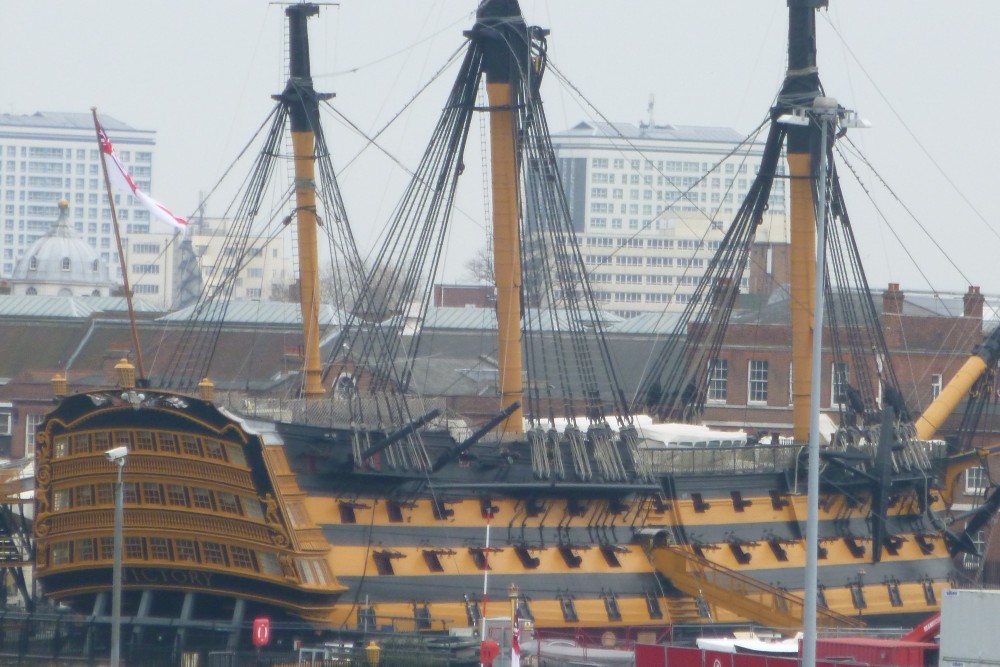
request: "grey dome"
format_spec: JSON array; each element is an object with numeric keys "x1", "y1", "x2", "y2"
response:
[{"x1": 11, "y1": 200, "x2": 114, "y2": 294}]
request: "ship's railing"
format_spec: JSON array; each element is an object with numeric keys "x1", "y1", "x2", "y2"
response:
[
  {"x1": 642, "y1": 444, "x2": 801, "y2": 476},
  {"x1": 53, "y1": 455, "x2": 252, "y2": 488},
  {"x1": 216, "y1": 391, "x2": 451, "y2": 432},
  {"x1": 642, "y1": 438, "x2": 949, "y2": 476},
  {"x1": 43, "y1": 507, "x2": 273, "y2": 545}
]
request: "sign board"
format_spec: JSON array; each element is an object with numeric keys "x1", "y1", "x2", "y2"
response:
[{"x1": 252, "y1": 617, "x2": 270, "y2": 647}]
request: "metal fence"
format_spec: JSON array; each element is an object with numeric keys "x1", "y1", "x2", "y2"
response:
[{"x1": 0, "y1": 610, "x2": 479, "y2": 666}]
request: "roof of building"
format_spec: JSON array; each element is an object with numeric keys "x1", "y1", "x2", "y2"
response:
[
  {"x1": 10, "y1": 201, "x2": 114, "y2": 289},
  {"x1": 552, "y1": 121, "x2": 749, "y2": 144},
  {"x1": 0, "y1": 111, "x2": 142, "y2": 133},
  {"x1": 423, "y1": 307, "x2": 496, "y2": 330},
  {"x1": 901, "y1": 291, "x2": 989, "y2": 319},
  {"x1": 422, "y1": 306, "x2": 623, "y2": 331},
  {"x1": 729, "y1": 285, "x2": 992, "y2": 327},
  {"x1": 159, "y1": 299, "x2": 347, "y2": 327},
  {"x1": 608, "y1": 311, "x2": 683, "y2": 335},
  {"x1": 0, "y1": 295, "x2": 158, "y2": 319}
]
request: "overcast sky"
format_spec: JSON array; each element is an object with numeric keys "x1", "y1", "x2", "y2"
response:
[{"x1": 3, "y1": 1, "x2": 1000, "y2": 294}]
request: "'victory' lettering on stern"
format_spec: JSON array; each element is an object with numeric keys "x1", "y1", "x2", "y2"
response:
[{"x1": 123, "y1": 568, "x2": 214, "y2": 588}]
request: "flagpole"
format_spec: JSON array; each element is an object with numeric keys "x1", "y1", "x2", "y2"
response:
[
  {"x1": 509, "y1": 582, "x2": 519, "y2": 667},
  {"x1": 92, "y1": 108, "x2": 146, "y2": 384},
  {"x1": 481, "y1": 509, "x2": 491, "y2": 647}
]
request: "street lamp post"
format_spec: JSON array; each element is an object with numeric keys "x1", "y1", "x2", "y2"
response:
[
  {"x1": 106, "y1": 446, "x2": 128, "y2": 667},
  {"x1": 778, "y1": 97, "x2": 867, "y2": 667}
]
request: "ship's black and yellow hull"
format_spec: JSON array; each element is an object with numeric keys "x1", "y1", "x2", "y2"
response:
[{"x1": 34, "y1": 388, "x2": 953, "y2": 635}]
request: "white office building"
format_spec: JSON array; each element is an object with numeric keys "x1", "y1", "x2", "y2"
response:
[
  {"x1": 191, "y1": 217, "x2": 297, "y2": 303},
  {"x1": 551, "y1": 121, "x2": 787, "y2": 316},
  {"x1": 0, "y1": 111, "x2": 159, "y2": 281}
]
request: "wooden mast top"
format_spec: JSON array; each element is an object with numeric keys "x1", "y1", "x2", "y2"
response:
[
  {"x1": 278, "y1": 3, "x2": 328, "y2": 398},
  {"x1": 476, "y1": 0, "x2": 531, "y2": 436}
]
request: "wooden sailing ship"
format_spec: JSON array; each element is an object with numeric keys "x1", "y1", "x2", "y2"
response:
[{"x1": 33, "y1": 0, "x2": 1000, "y2": 651}]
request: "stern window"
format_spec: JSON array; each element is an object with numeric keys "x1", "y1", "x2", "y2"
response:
[{"x1": 175, "y1": 539, "x2": 198, "y2": 562}]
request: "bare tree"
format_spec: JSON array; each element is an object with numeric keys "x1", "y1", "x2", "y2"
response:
[
  {"x1": 320, "y1": 258, "x2": 411, "y2": 320},
  {"x1": 462, "y1": 244, "x2": 495, "y2": 286}
]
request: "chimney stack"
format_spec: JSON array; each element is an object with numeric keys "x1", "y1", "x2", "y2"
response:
[
  {"x1": 882, "y1": 283, "x2": 904, "y2": 315},
  {"x1": 964, "y1": 285, "x2": 985, "y2": 318}
]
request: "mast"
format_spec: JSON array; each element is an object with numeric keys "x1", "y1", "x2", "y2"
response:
[
  {"x1": 780, "y1": 3, "x2": 828, "y2": 666},
  {"x1": 92, "y1": 107, "x2": 146, "y2": 384},
  {"x1": 278, "y1": 3, "x2": 329, "y2": 398},
  {"x1": 477, "y1": 0, "x2": 530, "y2": 435},
  {"x1": 783, "y1": 0, "x2": 826, "y2": 442}
]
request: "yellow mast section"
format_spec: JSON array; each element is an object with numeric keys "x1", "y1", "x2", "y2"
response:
[
  {"x1": 478, "y1": 0, "x2": 529, "y2": 435},
  {"x1": 282, "y1": 3, "x2": 325, "y2": 398},
  {"x1": 292, "y1": 131, "x2": 324, "y2": 398},
  {"x1": 915, "y1": 328, "x2": 1000, "y2": 440},
  {"x1": 782, "y1": 3, "x2": 825, "y2": 443},
  {"x1": 789, "y1": 152, "x2": 817, "y2": 443},
  {"x1": 487, "y1": 81, "x2": 525, "y2": 435}
]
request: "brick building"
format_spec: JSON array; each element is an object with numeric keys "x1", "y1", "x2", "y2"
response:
[{"x1": 696, "y1": 283, "x2": 989, "y2": 439}]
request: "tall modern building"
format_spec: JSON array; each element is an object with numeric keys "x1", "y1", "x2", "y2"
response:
[
  {"x1": 552, "y1": 121, "x2": 788, "y2": 317},
  {"x1": 190, "y1": 216, "x2": 297, "y2": 303},
  {"x1": 0, "y1": 111, "x2": 159, "y2": 281}
]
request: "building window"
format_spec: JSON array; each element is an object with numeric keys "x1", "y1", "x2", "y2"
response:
[
  {"x1": 191, "y1": 487, "x2": 212, "y2": 510},
  {"x1": 76, "y1": 538, "x2": 96, "y2": 562},
  {"x1": 149, "y1": 537, "x2": 172, "y2": 561},
  {"x1": 231, "y1": 546, "x2": 254, "y2": 570},
  {"x1": 227, "y1": 445, "x2": 246, "y2": 466},
  {"x1": 217, "y1": 492, "x2": 240, "y2": 514},
  {"x1": 788, "y1": 362, "x2": 794, "y2": 406},
  {"x1": 201, "y1": 541, "x2": 227, "y2": 565},
  {"x1": 167, "y1": 484, "x2": 187, "y2": 506},
  {"x1": 52, "y1": 542, "x2": 71, "y2": 565},
  {"x1": 181, "y1": 435, "x2": 201, "y2": 456},
  {"x1": 99, "y1": 537, "x2": 115, "y2": 560},
  {"x1": 259, "y1": 552, "x2": 282, "y2": 576},
  {"x1": 53, "y1": 489, "x2": 70, "y2": 511},
  {"x1": 963, "y1": 530, "x2": 986, "y2": 570},
  {"x1": 93, "y1": 432, "x2": 110, "y2": 450},
  {"x1": 243, "y1": 496, "x2": 263, "y2": 519},
  {"x1": 28, "y1": 256, "x2": 37, "y2": 271},
  {"x1": 298, "y1": 559, "x2": 329, "y2": 584},
  {"x1": 97, "y1": 483, "x2": 113, "y2": 505},
  {"x1": 748, "y1": 360, "x2": 769, "y2": 404},
  {"x1": 142, "y1": 482, "x2": 162, "y2": 505},
  {"x1": 157, "y1": 433, "x2": 178, "y2": 453},
  {"x1": 61, "y1": 257, "x2": 71, "y2": 271},
  {"x1": 966, "y1": 466, "x2": 987, "y2": 495},
  {"x1": 123, "y1": 482, "x2": 139, "y2": 504},
  {"x1": 203, "y1": 440, "x2": 226, "y2": 460},
  {"x1": 25, "y1": 413, "x2": 44, "y2": 457},
  {"x1": 72, "y1": 434, "x2": 91, "y2": 455},
  {"x1": 707, "y1": 358, "x2": 728, "y2": 403},
  {"x1": 831, "y1": 362, "x2": 849, "y2": 407},
  {"x1": 134, "y1": 431, "x2": 154, "y2": 451},
  {"x1": 124, "y1": 537, "x2": 145, "y2": 560},
  {"x1": 176, "y1": 539, "x2": 198, "y2": 562},
  {"x1": 931, "y1": 373, "x2": 943, "y2": 400},
  {"x1": 75, "y1": 486, "x2": 94, "y2": 507}
]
